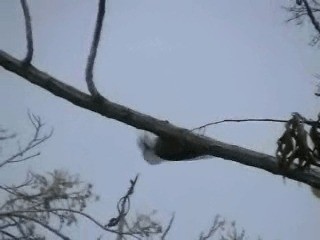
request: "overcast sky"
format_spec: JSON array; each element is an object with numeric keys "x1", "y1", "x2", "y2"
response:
[{"x1": 1, "y1": 0, "x2": 320, "y2": 239}]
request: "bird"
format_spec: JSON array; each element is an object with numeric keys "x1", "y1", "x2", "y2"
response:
[{"x1": 137, "y1": 133, "x2": 208, "y2": 164}]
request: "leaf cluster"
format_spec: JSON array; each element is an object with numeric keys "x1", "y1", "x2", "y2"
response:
[
  {"x1": 0, "y1": 169, "x2": 97, "y2": 240},
  {"x1": 276, "y1": 113, "x2": 320, "y2": 170}
]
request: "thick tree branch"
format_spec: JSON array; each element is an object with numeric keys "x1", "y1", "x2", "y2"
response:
[{"x1": 1, "y1": 50, "x2": 320, "y2": 189}]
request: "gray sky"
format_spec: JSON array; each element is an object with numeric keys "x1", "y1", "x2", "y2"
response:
[{"x1": 1, "y1": 0, "x2": 320, "y2": 239}]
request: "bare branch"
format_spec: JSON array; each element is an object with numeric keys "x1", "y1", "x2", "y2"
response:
[
  {"x1": 8, "y1": 152, "x2": 40, "y2": 164},
  {"x1": 192, "y1": 117, "x2": 320, "y2": 132},
  {"x1": 20, "y1": 0, "x2": 33, "y2": 64},
  {"x1": 107, "y1": 175, "x2": 139, "y2": 228},
  {"x1": 0, "y1": 208, "x2": 142, "y2": 239},
  {"x1": 6, "y1": 213, "x2": 70, "y2": 240},
  {"x1": 8, "y1": 217, "x2": 28, "y2": 239},
  {"x1": 0, "y1": 229, "x2": 19, "y2": 239},
  {"x1": 1, "y1": 51, "x2": 320, "y2": 189},
  {"x1": 199, "y1": 215, "x2": 225, "y2": 240},
  {"x1": 285, "y1": 0, "x2": 320, "y2": 45},
  {"x1": 302, "y1": 0, "x2": 320, "y2": 34},
  {"x1": 0, "y1": 134, "x2": 16, "y2": 141},
  {"x1": 0, "y1": 113, "x2": 52, "y2": 168},
  {"x1": 160, "y1": 213, "x2": 175, "y2": 240},
  {"x1": 85, "y1": 0, "x2": 106, "y2": 97},
  {"x1": 192, "y1": 118, "x2": 288, "y2": 132}
]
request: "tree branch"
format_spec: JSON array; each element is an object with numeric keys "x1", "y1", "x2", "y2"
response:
[
  {"x1": 285, "y1": 0, "x2": 320, "y2": 45},
  {"x1": 302, "y1": 0, "x2": 320, "y2": 34},
  {"x1": 20, "y1": 0, "x2": 33, "y2": 64},
  {"x1": 198, "y1": 215, "x2": 225, "y2": 240},
  {"x1": 1, "y1": 51, "x2": 320, "y2": 189},
  {"x1": 192, "y1": 118, "x2": 288, "y2": 131},
  {"x1": 0, "y1": 229, "x2": 19, "y2": 239},
  {"x1": 192, "y1": 117, "x2": 319, "y2": 131},
  {"x1": 4, "y1": 213, "x2": 71, "y2": 240},
  {"x1": 85, "y1": 0, "x2": 106, "y2": 97},
  {"x1": 0, "y1": 112, "x2": 52, "y2": 168},
  {"x1": 107, "y1": 175, "x2": 139, "y2": 228},
  {"x1": 160, "y1": 213, "x2": 174, "y2": 240},
  {"x1": 1, "y1": 208, "x2": 140, "y2": 239}
]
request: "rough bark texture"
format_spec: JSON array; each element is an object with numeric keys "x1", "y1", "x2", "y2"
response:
[{"x1": 1, "y1": 50, "x2": 320, "y2": 189}]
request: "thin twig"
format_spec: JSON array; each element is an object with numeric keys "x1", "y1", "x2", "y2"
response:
[
  {"x1": 191, "y1": 117, "x2": 318, "y2": 131},
  {"x1": 0, "y1": 113, "x2": 52, "y2": 168},
  {"x1": 192, "y1": 118, "x2": 287, "y2": 131},
  {"x1": 199, "y1": 215, "x2": 225, "y2": 240},
  {"x1": 9, "y1": 217, "x2": 28, "y2": 239},
  {"x1": 0, "y1": 134, "x2": 16, "y2": 141},
  {"x1": 85, "y1": 0, "x2": 106, "y2": 97},
  {"x1": 107, "y1": 174, "x2": 139, "y2": 228},
  {"x1": 8, "y1": 152, "x2": 40, "y2": 164},
  {"x1": 20, "y1": 0, "x2": 33, "y2": 64},
  {"x1": 0, "y1": 229, "x2": 19, "y2": 239},
  {"x1": 161, "y1": 213, "x2": 175, "y2": 240}
]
